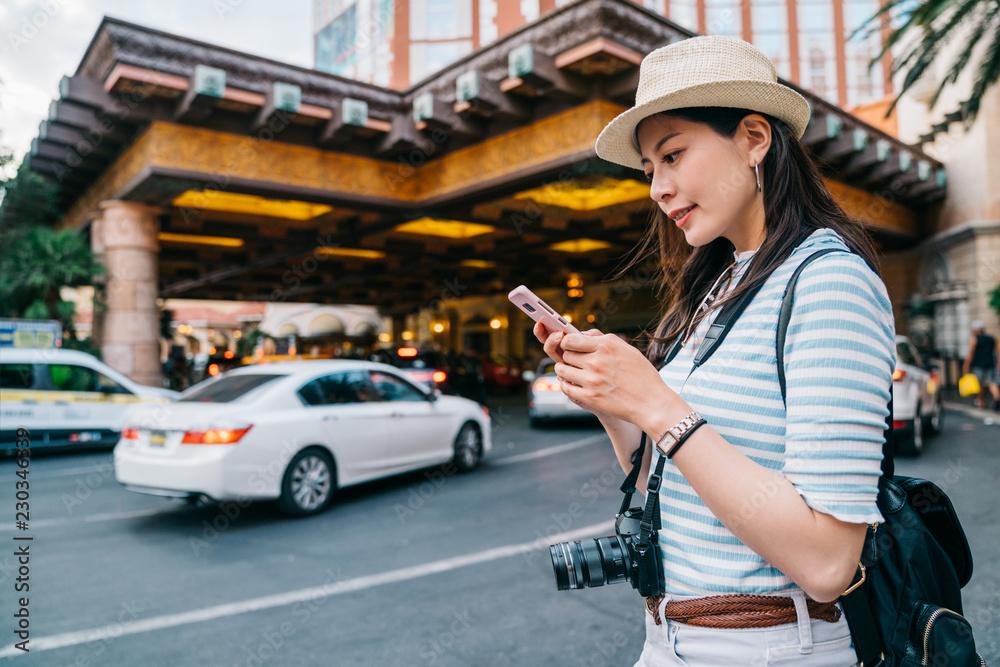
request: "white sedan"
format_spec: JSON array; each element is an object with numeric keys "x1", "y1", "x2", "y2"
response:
[
  {"x1": 892, "y1": 335, "x2": 943, "y2": 456},
  {"x1": 114, "y1": 360, "x2": 491, "y2": 516},
  {"x1": 526, "y1": 360, "x2": 593, "y2": 427}
]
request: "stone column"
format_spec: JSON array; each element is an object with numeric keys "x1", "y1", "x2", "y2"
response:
[{"x1": 94, "y1": 200, "x2": 163, "y2": 387}]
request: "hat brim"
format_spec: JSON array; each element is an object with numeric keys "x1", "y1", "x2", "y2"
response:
[{"x1": 595, "y1": 79, "x2": 811, "y2": 170}]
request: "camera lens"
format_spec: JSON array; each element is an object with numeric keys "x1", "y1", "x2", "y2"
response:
[{"x1": 549, "y1": 535, "x2": 630, "y2": 590}]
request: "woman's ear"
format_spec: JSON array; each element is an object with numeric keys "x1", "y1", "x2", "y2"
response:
[{"x1": 740, "y1": 114, "x2": 772, "y2": 166}]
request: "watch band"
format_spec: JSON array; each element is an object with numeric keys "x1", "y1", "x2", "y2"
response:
[{"x1": 653, "y1": 412, "x2": 706, "y2": 458}]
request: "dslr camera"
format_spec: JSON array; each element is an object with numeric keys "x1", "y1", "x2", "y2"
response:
[{"x1": 549, "y1": 507, "x2": 666, "y2": 597}]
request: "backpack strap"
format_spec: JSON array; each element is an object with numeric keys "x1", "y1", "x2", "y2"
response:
[
  {"x1": 775, "y1": 248, "x2": 894, "y2": 667},
  {"x1": 775, "y1": 247, "x2": 895, "y2": 479},
  {"x1": 841, "y1": 564, "x2": 885, "y2": 667}
]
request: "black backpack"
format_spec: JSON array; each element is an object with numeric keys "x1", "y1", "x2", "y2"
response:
[{"x1": 659, "y1": 247, "x2": 983, "y2": 666}]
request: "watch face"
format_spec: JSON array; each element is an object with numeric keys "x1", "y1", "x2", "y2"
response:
[{"x1": 656, "y1": 433, "x2": 678, "y2": 455}]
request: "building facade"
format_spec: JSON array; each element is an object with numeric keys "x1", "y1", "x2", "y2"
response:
[{"x1": 313, "y1": 0, "x2": 891, "y2": 110}]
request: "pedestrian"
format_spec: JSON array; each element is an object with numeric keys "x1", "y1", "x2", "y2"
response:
[
  {"x1": 962, "y1": 320, "x2": 1000, "y2": 411},
  {"x1": 534, "y1": 36, "x2": 894, "y2": 666}
]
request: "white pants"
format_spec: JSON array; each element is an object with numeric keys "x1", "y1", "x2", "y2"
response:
[{"x1": 634, "y1": 591, "x2": 858, "y2": 667}]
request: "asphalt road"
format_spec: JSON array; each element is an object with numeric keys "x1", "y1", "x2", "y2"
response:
[{"x1": 0, "y1": 396, "x2": 997, "y2": 666}]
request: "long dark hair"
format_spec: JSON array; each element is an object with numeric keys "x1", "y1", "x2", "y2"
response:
[{"x1": 616, "y1": 107, "x2": 883, "y2": 368}]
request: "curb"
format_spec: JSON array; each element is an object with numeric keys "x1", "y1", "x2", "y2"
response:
[{"x1": 943, "y1": 401, "x2": 1000, "y2": 423}]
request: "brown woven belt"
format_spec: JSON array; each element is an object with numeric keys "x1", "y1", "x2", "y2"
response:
[{"x1": 644, "y1": 594, "x2": 842, "y2": 628}]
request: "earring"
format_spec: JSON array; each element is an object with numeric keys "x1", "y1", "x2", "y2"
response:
[{"x1": 754, "y1": 160, "x2": 761, "y2": 193}]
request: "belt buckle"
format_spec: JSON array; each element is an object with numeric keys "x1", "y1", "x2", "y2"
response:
[{"x1": 645, "y1": 596, "x2": 663, "y2": 625}]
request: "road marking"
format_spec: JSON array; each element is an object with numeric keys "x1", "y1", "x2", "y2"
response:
[
  {"x1": 490, "y1": 434, "x2": 608, "y2": 466},
  {"x1": 0, "y1": 507, "x2": 179, "y2": 532},
  {"x1": 24, "y1": 462, "x2": 115, "y2": 479},
  {"x1": 0, "y1": 520, "x2": 616, "y2": 658}
]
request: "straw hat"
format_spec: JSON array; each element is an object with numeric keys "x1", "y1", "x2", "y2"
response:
[{"x1": 595, "y1": 35, "x2": 811, "y2": 170}]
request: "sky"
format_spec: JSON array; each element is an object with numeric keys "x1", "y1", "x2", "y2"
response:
[{"x1": 0, "y1": 0, "x2": 313, "y2": 173}]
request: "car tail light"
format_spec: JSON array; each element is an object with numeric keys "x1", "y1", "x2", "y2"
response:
[
  {"x1": 432, "y1": 370, "x2": 447, "y2": 383},
  {"x1": 892, "y1": 420, "x2": 906, "y2": 429},
  {"x1": 182, "y1": 425, "x2": 252, "y2": 445},
  {"x1": 398, "y1": 347, "x2": 418, "y2": 357},
  {"x1": 121, "y1": 427, "x2": 140, "y2": 440},
  {"x1": 208, "y1": 363, "x2": 220, "y2": 377},
  {"x1": 892, "y1": 369, "x2": 905, "y2": 381},
  {"x1": 533, "y1": 378, "x2": 560, "y2": 392}
]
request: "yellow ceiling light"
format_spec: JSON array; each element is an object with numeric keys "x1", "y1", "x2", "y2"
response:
[
  {"x1": 394, "y1": 218, "x2": 496, "y2": 239},
  {"x1": 549, "y1": 238, "x2": 612, "y2": 253},
  {"x1": 171, "y1": 190, "x2": 333, "y2": 221},
  {"x1": 513, "y1": 176, "x2": 649, "y2": 211},
  {"x1": 315, "y1": 247, "x2": 386, "y2": 259},
  {"x1": 158, "y1": 232, "x2": 244, "y2": 247},
  {"x1": 460, "y1": 259, "x2": 496, "y2": 269}
]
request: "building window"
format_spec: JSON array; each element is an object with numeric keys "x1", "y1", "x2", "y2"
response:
[
  {"x1": 705, "y1": 0, "x2": 741, "y2": 37},
  {"x1": 844, "y1": 0, "x2": 886, "y2": 107},
  {"x1": 411, "y1": 0, "x2": 472, "y2": 39},
  {"x1": 797, "y1": 0, "x2": 837, "y2": 103},
  {"x1": 316, "y1": 4, "x2": 360, "y2": 76},
  {"x1": 645, "y1": 0, "x2": 667, "y2": 14},
  {"x1": 667, "y1": 0, "x2": 698, "y2": 32},
  {"x1": 751, "y1": 0, "x2": 791, "y2": 80},
  {"x1": 480, "y1": 0, "x2": 499, "y2": 44},
  {"x1": 410, "y1": 40, "x2": 473, "y2": 83}
]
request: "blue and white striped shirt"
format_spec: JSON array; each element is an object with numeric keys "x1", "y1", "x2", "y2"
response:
[{"x1": 654, "y1": 228, "x2": 895, "y2": 595}]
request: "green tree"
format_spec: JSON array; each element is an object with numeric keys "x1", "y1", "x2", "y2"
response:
[
  {"x1": 854, "y1": 0, "x2": 1000, "y2": 123},
  {"x1": 0, "y1": 224, "x2": 104, "y2": 337},
  {"x1": 990, "y1": 283, "x2": 1000, "y2": 320}
]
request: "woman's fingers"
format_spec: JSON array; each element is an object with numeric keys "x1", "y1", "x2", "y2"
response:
[{"x1": 536, "y1": 322, "x2": 565, "y2": 363}]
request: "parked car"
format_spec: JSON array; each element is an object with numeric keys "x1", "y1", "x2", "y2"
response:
[
  {"x1": 526, "y1": 359, "x2": 593, "y2": 427},
  {"x1": 892, "y1": 335, "x2": 943, "y2": 456},
  {"x1": 373, "y1": 347, "x2": 488, "y2": 404},
  {"x1": 114, "y1": 360, "x2": 491, "y2": 516},
  {"x1": 0, "y1": 348, "x2": 177, "y2": 455},
  {"x1": 480, "y1": 353, "x2": 527, "y2": 393}
]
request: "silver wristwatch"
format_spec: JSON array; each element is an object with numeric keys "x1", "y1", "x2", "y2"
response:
[{"x1": 653, "y1": 411, "x2": 704, "y2": 455}]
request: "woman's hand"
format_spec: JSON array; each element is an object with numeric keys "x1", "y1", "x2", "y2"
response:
[
  {"x1": 534, "y1": 322, "x2": 602, "y2": 364},
  {"x1": 536, "y1": 323, "x2": 678, "y2": 426}
]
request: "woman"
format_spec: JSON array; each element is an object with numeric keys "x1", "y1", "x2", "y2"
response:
[{"x1": 535, "y1": 36, "x2": 894, "y2": 665}]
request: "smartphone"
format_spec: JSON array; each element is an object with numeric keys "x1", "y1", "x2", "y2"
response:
[{"x1": 508, "y1": 285, "x2": 581, "y2": 335}]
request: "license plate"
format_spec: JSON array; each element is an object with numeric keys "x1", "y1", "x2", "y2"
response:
[{"x1": 149, "y1": 432, "x2": 166, "y2": 447}]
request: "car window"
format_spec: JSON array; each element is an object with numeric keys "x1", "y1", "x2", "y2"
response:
[
  {"x1": 0, "y1": 364, "x2": 34, "y2": 389},
  {"x1": 47, "y1": 364, "x2": 132, "y2": 394},
  {"x1": 179, "y1": 374, "x2": 285, "y2": 403},
  {"x1": 369, "y1": 371, "x2": 428, "y2": 402},
  {"x1": 896, "y1": 341, "x2": 919, "y2": 368},
  {"x1": 298, "y1": 371, "x2": 377, "y2": 406}
]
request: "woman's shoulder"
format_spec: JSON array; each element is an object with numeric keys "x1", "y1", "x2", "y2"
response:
[
  {"x1": 779, "y1": 228, "x2": 893, "y2": 321},
  {"x1": 783, "y1": 228, "x2": 879, "y2": 281}
]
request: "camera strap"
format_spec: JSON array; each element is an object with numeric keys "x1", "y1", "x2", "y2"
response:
[{"x1": 617, "y1": 431, "x2": 667, "y2": 550}]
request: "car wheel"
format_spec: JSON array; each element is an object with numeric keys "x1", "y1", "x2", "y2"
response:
[
  {"x1": 896, "y1": 403, "x2": 924, "y2": 457},
  {"x1": 924, "y1": 396, "x2": 943, "y2": 435},
  {"x1": 452, "y1": 423, "x2": 482, "y2": 473},
  {"x1": 277, "y1": 448, "x2": 336, "y2": 516}
]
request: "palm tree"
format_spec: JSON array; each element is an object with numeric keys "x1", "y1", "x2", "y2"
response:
[
  {"x1": 854, "y1": 0, "x2": 1000, "y2": 124},
  {"x1": 0, "y1": 224, "x2": 103, "y2": 337}
]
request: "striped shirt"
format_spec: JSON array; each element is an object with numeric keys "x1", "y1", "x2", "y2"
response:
[{"x1": 654, "y1": 228, "x2": 895, "y2": 595}]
